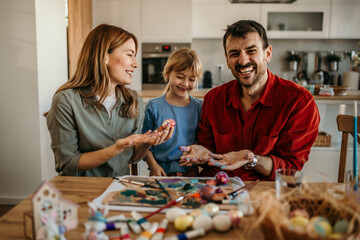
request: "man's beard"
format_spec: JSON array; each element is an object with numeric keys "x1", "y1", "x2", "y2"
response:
[{"x1": 233, "y1": 63, "x2": 265, "y2": 88}]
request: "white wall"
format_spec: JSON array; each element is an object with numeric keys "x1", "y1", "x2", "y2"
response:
[{"x1": 0, "y1": 0, "x2": 67, "y2": 204}]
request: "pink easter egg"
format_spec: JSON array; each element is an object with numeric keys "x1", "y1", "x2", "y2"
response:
[
  {"x1": 215, "y1": 171, "x2": 229, "y2": 185},
  {"x1": 162, "y1": 119, "x2": 176, "y2": 128}
]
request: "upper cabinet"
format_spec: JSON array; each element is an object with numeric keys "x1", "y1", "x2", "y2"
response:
[
  {"x1": 261, "y1": 0, "x2": 331, "y2": 39},
  {"x1": 192, "y1": 0, "x2": 261, "y2": 38},
  {"x1": 141, "y1": 0, "x2": 192, "y2": 42},
  {"x1": 329, "y1": 0, "x2": 360, "y2": 39}
]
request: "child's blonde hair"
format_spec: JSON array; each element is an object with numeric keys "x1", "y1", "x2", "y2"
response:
[{"x1": 163, "y1": 47, "x2": 203, "y2": 93}]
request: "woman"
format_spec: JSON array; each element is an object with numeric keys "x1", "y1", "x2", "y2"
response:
[{"x1": 46, "y1": 24, "x2": 173, "y2": 177}]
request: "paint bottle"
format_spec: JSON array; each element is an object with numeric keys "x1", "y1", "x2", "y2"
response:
[
  {"x1": 127, "y1": 219, "x2": 142, "y2": 234},
  {"x1": 118, "y1": 222, "x2": 132, "y2": 240},
  {"x1": 131, "y1": 211, "x2": 151, "y2": 231},
  {"x1": 163, "y1": 228, "x2": 205, "y2": 240},
  {"x1": 135, "y1": 222, "x2": 159, "y2": 240},
  {"x1": 152, "y1": 219, "x2": 168, "y2": 240}
]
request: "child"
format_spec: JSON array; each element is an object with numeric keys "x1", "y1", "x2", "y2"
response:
[{"x1": 142, "y1": 48, "x2": 203, "y2": 176}]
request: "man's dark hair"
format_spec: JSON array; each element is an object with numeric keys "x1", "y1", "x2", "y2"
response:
[{"x1": 223, "y1": 20, "x2": 269, "y2": 55}]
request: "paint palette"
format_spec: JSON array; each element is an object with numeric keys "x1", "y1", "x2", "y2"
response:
[{"x1": 102, "y1": 176, "x2": 238, "y2": 209}]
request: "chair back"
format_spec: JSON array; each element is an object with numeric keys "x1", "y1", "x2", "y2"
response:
[{"x1": 336, "y1": 114, "x2": 360, "y2": 182}]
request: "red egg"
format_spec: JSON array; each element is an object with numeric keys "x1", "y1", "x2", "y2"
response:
[
  {"x1": 215, "y1": 171, "x2": 229, "y2": 185},
  {"x1": 199, "y1": 185, "x2": 215, "y2": 200},
  {"x1": 289, "y1": 208, "x2": 310, "y2": 219},
  {"x1": 228, "y1": 209, "x2": 243, "y2": 226}
]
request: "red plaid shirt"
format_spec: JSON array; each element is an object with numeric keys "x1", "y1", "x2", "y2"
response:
[{"x1": 198, "y1": 70, "x2": 320, "y2": 181}]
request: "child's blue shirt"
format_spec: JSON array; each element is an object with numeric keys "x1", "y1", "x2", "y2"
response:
[{"x1": 142, "y1": 94, "x2": 202, "y2": 174}]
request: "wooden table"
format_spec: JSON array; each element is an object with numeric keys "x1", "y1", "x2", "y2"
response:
[{"x1": 0, "y1": 176, "x2": 275, "y2": 239}]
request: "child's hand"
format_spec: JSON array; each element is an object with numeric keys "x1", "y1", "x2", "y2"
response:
[
  {"x1": 153, "y1": 123, "x2": 175, "y2": 145},
  {"x1": 179, "y1": 144, "x2": 212, "y2": 166},
  {"x1": 149, "y1": 163, "x2": 167, "y2": 176}
]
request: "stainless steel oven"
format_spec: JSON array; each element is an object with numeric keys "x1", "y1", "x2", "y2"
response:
[{"x1": 142, "y1": 43, "x2": 191, "y2": 90}]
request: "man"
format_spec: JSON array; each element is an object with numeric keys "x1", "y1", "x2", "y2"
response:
[{"x1": 179, "y1": 20, "x2": 320, "y2": 181}]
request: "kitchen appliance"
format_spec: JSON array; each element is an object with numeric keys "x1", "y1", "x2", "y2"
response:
[
  {"x1": 142, "y1": 43, "x2": 191, "y2": 90},
  {"x1": 311, "y1": 53, "x2": 329, "y2": 85}
]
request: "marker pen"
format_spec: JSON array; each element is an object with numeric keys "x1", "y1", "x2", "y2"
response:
[
  {"x1": 131, "y1": 211, "x2": 151, "y2": 231},
  {"x1": 163, "y1": 228, "x2": 205, "y2": 240},
  {"x1": 135, "y1": 222, "x2": 159, "y2": 240},
  {"x1": 151, "y1": 219, "x2": 168, "y2": 240}
]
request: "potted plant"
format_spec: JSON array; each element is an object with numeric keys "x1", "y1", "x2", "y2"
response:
[
  {"x1": 326, "y1": 51, "x2": 341, "y2": 72},
  {"x1": 286, "y1": 51, "x2": 301, "y2": 72}
]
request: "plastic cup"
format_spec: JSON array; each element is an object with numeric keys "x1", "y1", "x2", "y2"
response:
[{"x1": 275, "y1": 169, "x2": 303, "y2": 198}]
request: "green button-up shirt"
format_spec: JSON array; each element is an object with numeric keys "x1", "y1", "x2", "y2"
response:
[{"x1": 46, "y1": 87, "x2": 144, "y2": 177}]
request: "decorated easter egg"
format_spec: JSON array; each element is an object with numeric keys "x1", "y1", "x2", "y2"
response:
[
  {"x1": 227, "y1": 209, "x2": 243, "y2": 226},
  {"x1": 290, "y1": 216, "x2": 309, "y2": 231},
  {"x1": 307, "y1": 217, "x2": 332, "y2": 238},
  {"x1": 333, "y1": 219, "x2": 349, "y2": 234},
  {"x1": 215, "y1": 171, "x2": 229, "y2": 185},
  {"x1": 192, "y1": 215, "x2": 213, "y2": 232},
  {"x1": 199, "y1": 185, "x2": 215, "y2": 200},
  {"x1": 202, "y1": 203, "x2": 219, "y2": 217},
  {"x1": 288, "y1": 208, "x2": 310, "y2": 219},
  {"x1": 166, "y1": 207, "x2": 186, "y2": 223},
  {"x1": 174, "y1": 215, "x2": 193, "y2": 232},
  {"x1": 161, "y1": 119, "x2": 176, "y2": 128},
  {"x1": 213, "y1": 214, "x2": 232, "y2": 232}
]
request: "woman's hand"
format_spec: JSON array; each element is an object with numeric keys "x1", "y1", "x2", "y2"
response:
[
  {"x1": 149, "y1": 163, "x2": 167, "y2": 176},
  {"x1": 115, "y1": 131, "x2": 161, "y2": 152},
  {"x1": 179, "y1": 145, "x2": 212, "y2": 166},
  {"x1": 208, "y1": 150, "x2": 254, "y2": 170}
]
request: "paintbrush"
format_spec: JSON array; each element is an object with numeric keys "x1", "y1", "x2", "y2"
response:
[
  {"x1": 155, "y1": 178, "x2": 171, "y2": 198},
  {"x1": 144, "y1": 196, "x2": 184, "y2": 220},
  {"x1": 117, "y1": 178, "x2": 157, "y2": 189},
  {"x1": 228, "y1": 179, "x2": 260, "y2": 200}
]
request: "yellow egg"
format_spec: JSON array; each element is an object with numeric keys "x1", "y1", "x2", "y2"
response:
[
  {"x1": 174, "y1": 215, "x2": 193, "y2": 232},
  {"x1": 290, "y1": 216, "x2": 309, "y2": 228}
]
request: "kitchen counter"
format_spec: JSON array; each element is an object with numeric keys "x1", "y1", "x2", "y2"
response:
[{"x1": 138, "y1": 89, "x2": 360, "y2": 100}]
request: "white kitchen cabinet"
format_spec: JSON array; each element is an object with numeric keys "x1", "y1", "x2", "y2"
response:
[
  {"x1": 330, "y1": 0, "x2": 360, "y2": 39},
  {"x1": 192, "y1": 0, "x2": 261, "y2": 39},
  {"x1": 141, "y1": 0, "x2": 192, "y2": 42},
  {"x1": 261, "y1": 0, "x2": 331, "y2": 39}
]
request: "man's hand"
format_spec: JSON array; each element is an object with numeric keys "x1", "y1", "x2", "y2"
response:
[
  {"x1": 179, "y1": 144, "x2": 212, "y2": 166},
  {"x1": 208, "y1": 150, "x2": 254, "y2": 170}
]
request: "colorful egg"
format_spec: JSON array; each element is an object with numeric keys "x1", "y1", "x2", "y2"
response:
[
  {"x1": 227, "y1": 209, "x2": 243, "y2": 226},
  {"x1": 307, "y1": 217, "x2": 332, "y2": 238},
  {"x1": 161, "y1": 119, "x2": 176, "y2": 128},
  {"x1": 166, "y1": 207, "x2": 186, "y2": 223},
  {"x1": 288, "y1": 208, "x2": 310, "y2": 219},
  {"x1": 215, "y1": 171, "x2": 229, "y2": 185},
  {"x1": 199, "y1": 185, "x2": 215, "y2": 200},
  {"x1": 174, "y1": 215, "x2": 193, "y2": 232},
  {"x1": 333, "y1": 219, "x2": 349, "y2": 234},
  {"x1": 202, "y1": 203, "x2": 219, "y2": 217},
  {"x1": 289, "y1": 216, "x2": 309, "y2": 231},
  {"x1": 213, "y1": 214, "x2": 232, "y2": 232},
  {"x1": 192, "y1": 215, "x2": 213, "y2": 232}
]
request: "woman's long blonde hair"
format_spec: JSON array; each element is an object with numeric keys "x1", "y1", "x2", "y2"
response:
[
  {"x1": 163, "y1": 48, "x2": 203, "y2": 93},
  {"x1": 54, "y1": 24, "x2": 139, "y2": 118}
]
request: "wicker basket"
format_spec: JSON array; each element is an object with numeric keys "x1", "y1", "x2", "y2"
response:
[
  {"x1": 314, "y1": 131, "x2": 331, "y2": 147},
  {"x1": 254, "y1": 184, "x2": 360, "y2": 240}
]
